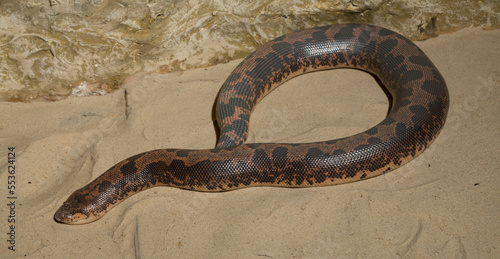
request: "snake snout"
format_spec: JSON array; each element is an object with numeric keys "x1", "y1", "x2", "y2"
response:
[
  {"x1": 53, "y1": 207, "x2": 73, "y2": 223},
  {"x1": 54, "y1": 199, "x2": 90, "y2": 224}
]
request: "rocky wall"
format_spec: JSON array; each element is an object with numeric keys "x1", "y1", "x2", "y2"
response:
[{"x1": 0, "y1": 0, "x2": 498, "y2": 101}]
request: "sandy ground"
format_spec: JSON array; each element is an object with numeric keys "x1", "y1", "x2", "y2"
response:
[{"x1": 0, "y1": 27, "x2": 499, "y2": 258}]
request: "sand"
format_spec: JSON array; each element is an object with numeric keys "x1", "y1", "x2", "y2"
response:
[{"x1": 0, "y1": 27, "x2": 499, "y2": 258}]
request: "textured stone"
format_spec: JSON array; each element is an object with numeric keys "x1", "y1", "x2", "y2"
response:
[{"x1": 0, "y1": 0, "x2": 498, "y2": 101}]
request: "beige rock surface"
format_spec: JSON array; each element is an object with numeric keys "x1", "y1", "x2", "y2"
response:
[
  {"x1": 0, "y1": 27, "x2": 499, "y2": 258},
  {"x1": 0, "y1": 0, "x2": 499, "y2": 101}
]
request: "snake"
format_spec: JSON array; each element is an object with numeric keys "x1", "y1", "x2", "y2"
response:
[{"x1": 54, "y1": 24, "x2": 449, "y2": 224}]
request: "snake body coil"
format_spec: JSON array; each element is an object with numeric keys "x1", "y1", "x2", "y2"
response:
[{"x1": 55, "y1": 24, "x2": 449, "y2": 224}]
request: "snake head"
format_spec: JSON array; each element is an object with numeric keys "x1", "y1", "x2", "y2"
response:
[
  {"x1": 54, "y1": 189, "x2": 103, "y2": 225},
  {"x1": 54, "y1": 162, "x2": 142, "y2": 224}
]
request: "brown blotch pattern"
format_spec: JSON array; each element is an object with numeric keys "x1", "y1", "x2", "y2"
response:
[{"x1": 54, "y1": 24, "x2": 449, "y2": 224}]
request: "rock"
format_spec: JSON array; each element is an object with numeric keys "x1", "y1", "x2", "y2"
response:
[{"x1": 0, "y1": 0, "x2": 498, "y2": 101}]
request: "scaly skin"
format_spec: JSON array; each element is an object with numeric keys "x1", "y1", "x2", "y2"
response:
[{"x1": 54, "y1": 24, "x2": 449, "y2": 224}]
